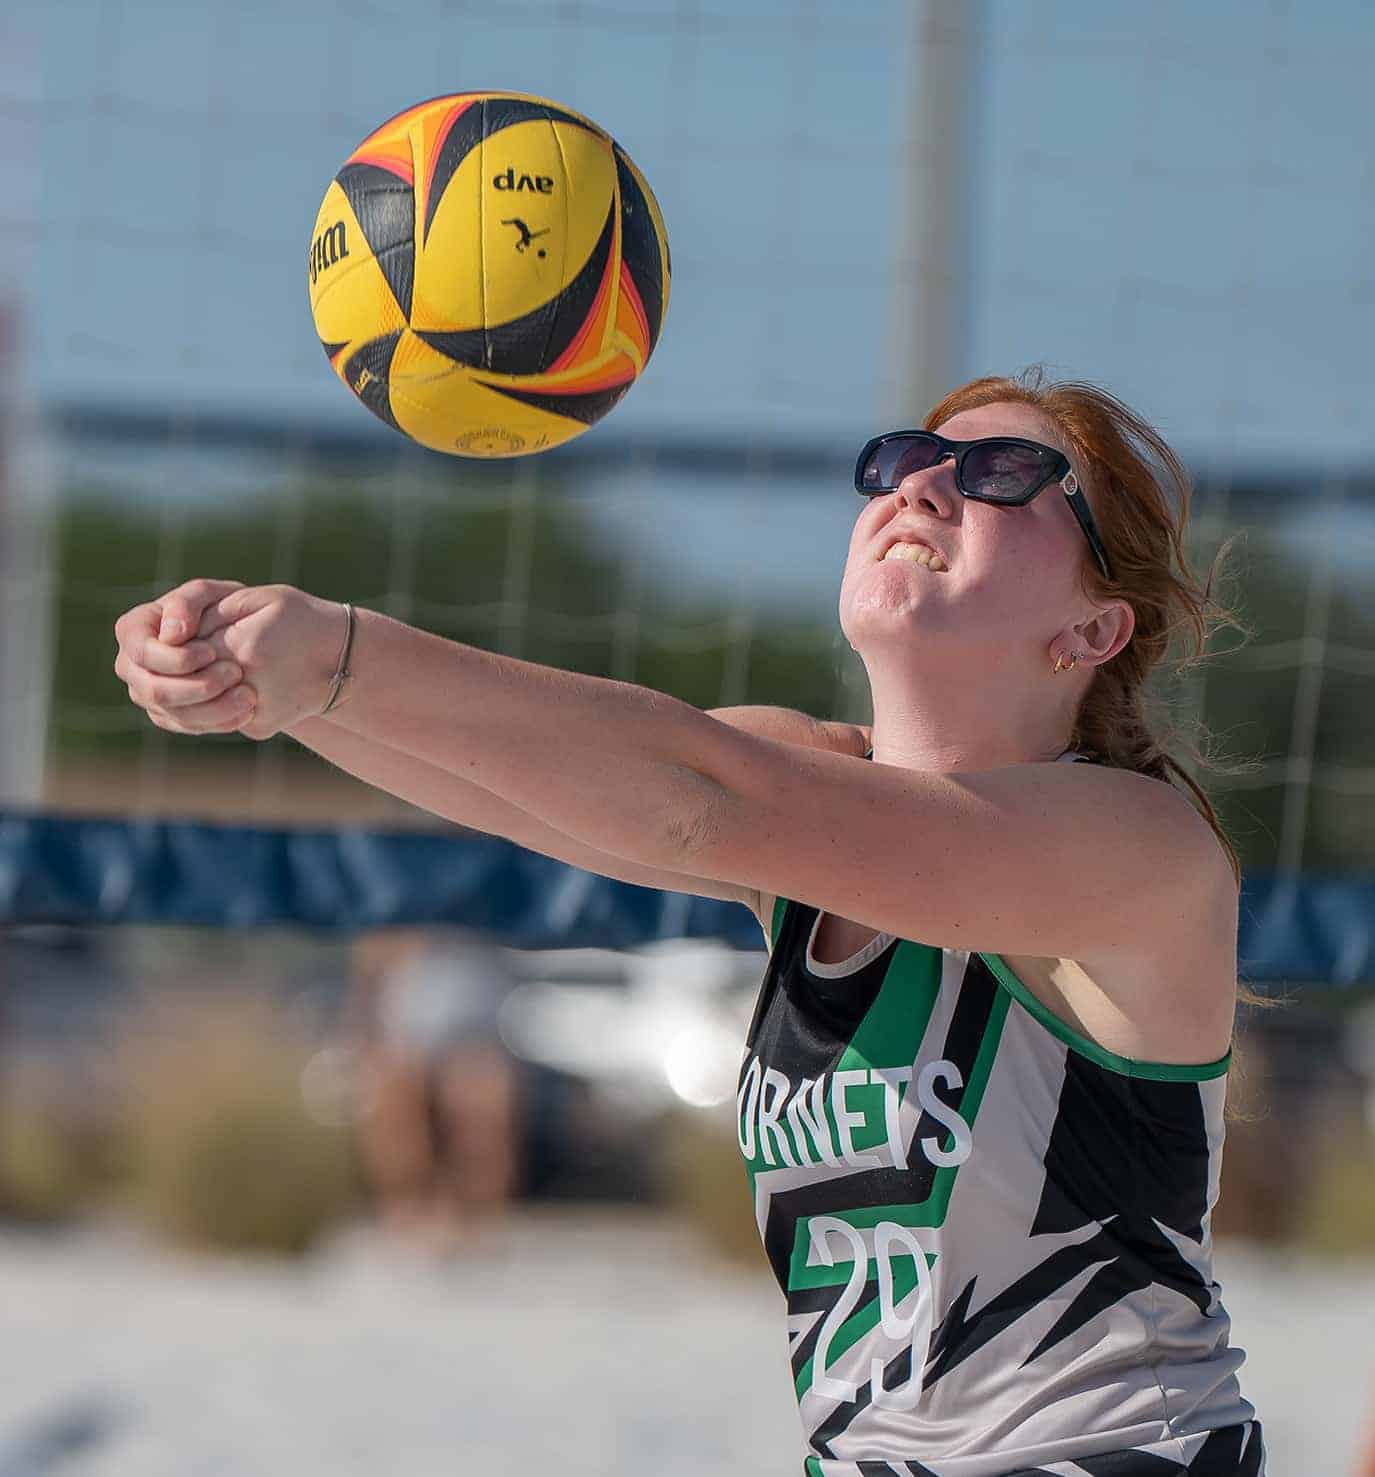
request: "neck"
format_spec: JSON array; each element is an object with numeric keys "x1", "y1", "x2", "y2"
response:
[{"x1": 863, "y1": 663, "x2": 1077, "y2": 772}]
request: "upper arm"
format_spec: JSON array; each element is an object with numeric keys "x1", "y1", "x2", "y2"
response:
[
  {"x1": 472, "y1": 710, "x2": 870, "y2": 918},
  {"x1": 708, "y1": 706, "x2": 871, "y2": 761},
  {"x1": 294, "y1": 714, "x2": 758, "y2": 911},
  {"x1": 299, "y1": 703, "x2": 867, "y2": 922},
  {"x1": 671, "y1": 735, "x2": 1234, "y2": 966},
  {"x1": 499, "y1": 813, "x2": 761, "y2": 908},
  {"x1": 433, "y1": 787, "x2": 760, "y2": 908},
  {"x1": 709, "y1": 709, "x2": 866, "y2": 947}
]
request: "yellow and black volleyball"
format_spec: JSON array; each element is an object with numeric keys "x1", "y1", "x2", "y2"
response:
[{"x1": 307, "y1": 91, "x2": 671, "y2": 457}]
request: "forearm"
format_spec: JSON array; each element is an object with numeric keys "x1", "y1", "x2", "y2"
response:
[
  {"x1": 289, "y1": 715, "x2": 567, "y2": 843},
  {"x1": 288, "y1": 704, "x2": 867, "y2": 852},
  {"x1": 322, "y1": 609, "x2": 831, "y2": 867},
  {"x1": 290, "y1": 714, "x2": 635, "y2": 862}
]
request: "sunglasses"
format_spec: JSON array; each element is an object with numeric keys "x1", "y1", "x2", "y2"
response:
[{"x1": 854, "y1": 430, "x2": 1113, "y2": 582}]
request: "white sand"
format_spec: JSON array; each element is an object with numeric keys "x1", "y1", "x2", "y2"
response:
[{"x1": 0, "y1": 1216, "x2": 1369, "y2": 1475}]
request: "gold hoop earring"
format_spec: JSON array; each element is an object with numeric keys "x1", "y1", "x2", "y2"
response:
[{"x1": 1052, "y1": 650, "x2": 1082, "y2": 675}]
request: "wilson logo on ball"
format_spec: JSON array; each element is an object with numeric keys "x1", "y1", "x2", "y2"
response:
[
  {"x1": 309, "y1": 222, "x2": 349, "y2": 284},
  {"x1": 308, "y1": 91, "x2": 671, "y2": 458},
  {"x1": 492, "y1": 166, "x2": 554, "y2": 193}
]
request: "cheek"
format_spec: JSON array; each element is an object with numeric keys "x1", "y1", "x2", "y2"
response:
[
  {"x1": 974, "y1": 522, "x2": 1081, "y2": 613},
  {"x1": 842, "y1": 507, "x2": 883, "y2": 575},
  {"x1": 837, "y1": 557, "x2": 870, "y2": 617},
  {"x1": 971, "y1": 505, "x2": 1060, "y2": 570},
  {"x1": 848, "y1": 500, "x2": 884, "y2": 549}
]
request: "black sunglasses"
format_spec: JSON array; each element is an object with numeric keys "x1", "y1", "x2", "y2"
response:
[{"x1": 854, "y1": 430, "x2": 1113, "y2": 582}]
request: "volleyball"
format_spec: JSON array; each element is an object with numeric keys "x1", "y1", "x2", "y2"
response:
[{"x1": 307, "y1": 92, "x2": 671, "y2": 458}]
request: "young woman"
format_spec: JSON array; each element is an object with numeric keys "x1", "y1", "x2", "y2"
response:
[{"x1": 113, "y1": 372, "x2": 1263, "y2": 1475}]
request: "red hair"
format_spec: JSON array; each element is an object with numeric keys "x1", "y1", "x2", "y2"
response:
[{"x1": 925, "y1": 367, "x2": 1255, "y2": 888}]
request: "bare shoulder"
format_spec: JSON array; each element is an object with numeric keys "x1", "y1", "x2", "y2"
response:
[
  {"x1": 1069, "y1": 904, "x2": 1238, "y2": 1062},
  {"x1": 1067, "y1": 778, "x2": 1240, "y2": 1061},
  {"x1": 1079, "y1": 763, "x2": 1236, "y2": 913},
  {"x1": 739, "y1": 761, "x2": 1237, "y2": 1057},
  {"x1": 1091, "y1": 765, "x2": 1239, "y2": 933}
]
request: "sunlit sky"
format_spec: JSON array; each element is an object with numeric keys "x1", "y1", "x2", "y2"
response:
[
  {"x1": 3, "y1": 1, "x2": 1373, "y2": 616},
  {"x1": 10, "y1": 0, "x2": 1372, "y2": 467}
]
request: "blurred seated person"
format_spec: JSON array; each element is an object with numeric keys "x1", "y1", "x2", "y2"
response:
[{"x1": 348, "y1": 927, "x2": 522, "y2": 1252}]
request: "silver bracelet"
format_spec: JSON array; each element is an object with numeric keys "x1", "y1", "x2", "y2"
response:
[{"x1": 319, "y1": 602, "x2": 355, "y2": 716}]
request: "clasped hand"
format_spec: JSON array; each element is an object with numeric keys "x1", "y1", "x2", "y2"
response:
[{"x1": 113, "y1": 580, "x2": 348, "y2": 741}]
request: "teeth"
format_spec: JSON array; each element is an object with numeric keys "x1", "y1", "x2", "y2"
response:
[{"x1": 883, "y1": 543, "x2": 948, "y2": 572}]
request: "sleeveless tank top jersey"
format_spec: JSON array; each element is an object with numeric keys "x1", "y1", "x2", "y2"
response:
[{"x1": 736, "y1": 751, "x2": 1264, "y2": 1477}]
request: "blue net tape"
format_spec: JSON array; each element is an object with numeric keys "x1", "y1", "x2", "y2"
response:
[
  {"x1": 1, "y1": 809, "x2": 1371, "y2": 981},
  {"x1": 0, "y1": 809, "x2": 761, "y2": 949}
]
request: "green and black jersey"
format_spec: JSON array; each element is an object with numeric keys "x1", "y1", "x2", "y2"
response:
[{"x1": 736, "y1": 753, "x2": 1262, "y2": 1477}]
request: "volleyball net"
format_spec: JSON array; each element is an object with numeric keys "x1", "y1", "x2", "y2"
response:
[
  {"x1": 2, "y1": 3, "x2": 1373, "y2": 973},
  {"x1": 1, "y1": 1, "x2": 1373, "y2": 1257}
]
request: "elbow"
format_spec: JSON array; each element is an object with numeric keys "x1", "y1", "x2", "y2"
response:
[{"x1": 657, "y1": 769, "x2": 732, "y2": 872}]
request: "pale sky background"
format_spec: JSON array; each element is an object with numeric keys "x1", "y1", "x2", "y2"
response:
[{"x1": 5, "y1": 0, "x2": 1375, "y2": 610}]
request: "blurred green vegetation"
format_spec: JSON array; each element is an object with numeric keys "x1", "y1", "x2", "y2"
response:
[
  {"x1": 0, "y1": 1101, "x2": 91, "y2": 1223},
  {"x1": 1298, "y1": 1126, "x2": 1375, "y2": 1257},
  {"x1": 660, "y1": 1106, "x2": 767, "y2": 1268},
  {"x1": 47, "y1": 465, "x2": 1375, "y2": 872},
  {"x1": 114, "y1": 989, "x2": 361, "y2": 1255},
  {"x1": 53, "y1": 462, "x2": 844, "y2": 770},
  {"x1": 1148, "y1": 516, "x2": 1375, "y2": 874},
  {"x1": 0, "y1": 989, "x2": 359, "y2": 1254}
]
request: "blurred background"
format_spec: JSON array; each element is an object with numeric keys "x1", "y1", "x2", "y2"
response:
[{"x1": 3, "y1": 0, "x2": 1375, "y2": 1473}]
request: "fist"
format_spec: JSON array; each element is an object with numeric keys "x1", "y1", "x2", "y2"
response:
[
  {"x1": 113, "y1": 578, "x2": 257, "y2": 736},
  {"x1": 115, "y1": 580, "x2": 346, "y2": 741},
  {"x1": 196, "y1": 585, "x2": 346, "y2": 740}
]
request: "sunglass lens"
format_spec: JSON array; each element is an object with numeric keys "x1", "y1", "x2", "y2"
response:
[
  {"x1": 862, "y1": 435, "x2": 941, "y2": 492},
  {"x1": 962, "y1": 441, "x2": 1046, "y2": 500}
]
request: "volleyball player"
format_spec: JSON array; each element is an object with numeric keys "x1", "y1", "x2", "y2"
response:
[{"x1": 114, "y1": 371, "x2": 1264, "y2": 1475}]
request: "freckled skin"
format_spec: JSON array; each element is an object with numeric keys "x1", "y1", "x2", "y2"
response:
[{"x1": 840, "y1": 402, "x2": 1092, "y2": 674}]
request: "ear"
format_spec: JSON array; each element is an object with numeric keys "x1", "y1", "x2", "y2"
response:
[{"x1": 1074, "y1": 596, "x2": 1135, "y2": 666}]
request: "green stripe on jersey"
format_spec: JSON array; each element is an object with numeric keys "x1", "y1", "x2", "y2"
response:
[
  {"x1": 785, "y1": 983, "x2": 1011, "y2": 1294},
  {"x1": 837, "y1": 939, "x2": 943, "y2": 1075},
  {"x1": 741, "y1": 937, "x2": 944, "y2": 1195},
  {"x1": 769, "y1": 893, "x2": 787, "y2": 951},
  {"x1": 980, "y1": 953, "x2": 1232, "y2": 1081}
]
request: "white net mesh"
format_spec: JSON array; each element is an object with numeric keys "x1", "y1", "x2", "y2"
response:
[
  {"x1": 1, "y1": 0, "x2": 1372, "y2": 875},
  {"x1": 0, "y1": 21, "x2": 1372, "y2": 1462}
]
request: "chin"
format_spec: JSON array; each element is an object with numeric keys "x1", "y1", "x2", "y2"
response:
[{"x1": 843, "y1": 603, "x2": 933, "y2": 652}]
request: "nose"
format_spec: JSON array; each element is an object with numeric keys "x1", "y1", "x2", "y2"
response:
[{"x1": 894, "y1": 454, "x2": 957, "y2": 519}]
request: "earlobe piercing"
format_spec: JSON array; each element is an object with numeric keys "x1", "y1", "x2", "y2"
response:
[{"x1": 1052, "y1": 650, "x2": 1084, "y2": 675}]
